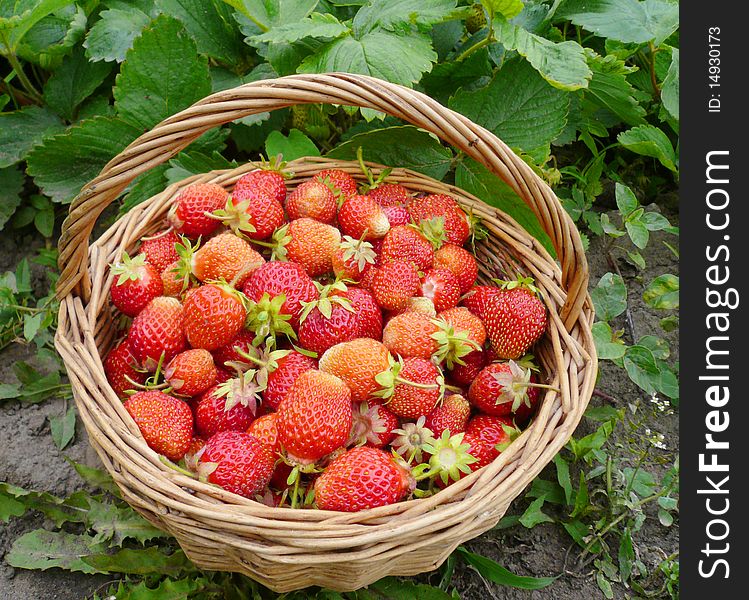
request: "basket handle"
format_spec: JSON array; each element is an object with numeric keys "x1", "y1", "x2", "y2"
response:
[{"x1": 56, "y1": 72, "x2": 588, "y2": 328}]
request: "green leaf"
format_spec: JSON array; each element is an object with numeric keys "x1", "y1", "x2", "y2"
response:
[
  {"x1": 109, "y1": 577, "x2": 206, "y2": 600},
  {"x1": 26, "y1": 116, "x2": 141, "y2": 203},
  {"x1": 519, "y1": 496, "x2": 554, "y2": 528},
  {"x1": 618, "y1": 528, "x2": 635, "y2": 582},
  {"x1": 120, "y1": 164, "x2": 169, "y2": 213},
  {"x1": 643, "y1": 274, "x2": 678, "y2": 310},
  {"x1": 623, "y1": 345, "x2": 660, "y2": 395},
  {"x1": 352, "y1": 0, "x2": 459, "y2": 36},
  {"x1": 43, "y1": 46, "x2": 112, "y2": 121},
  {"x1": 50, "y1": 404, "x2": 76, "y2": 450},
  {"x1": 591, "y1": 321, "x2": 626, "y2": 360},
  {"x1": 450, "y1": 58, "x2": 569, "y2": 151},
  {"x1": 457, "y1": 547, "x2": 557, "y2": 589},
  {"x1": 0, "y1": 0, "x2": 75, "y2": 52},
  {"x1": 597, "y1": 571, "x2": 614, "y2": 599},
  {"x1": 641, "y1": 210, "x2": 670, "y2": 231},
  {"x1": 164, "y1": 150, "x2": 235, "y2": 185},
  {"x1": 493, "y1": 19, "x2": 591, "y2": 90},
  {"x1": 249, "y1": 12, "x2": 349, "y2": 44},
  {"x1": 23, "y1": 313, "x2": 43, "y2": 342},
  {"x1": 553, "y1": 453, "x2": 573, "y2": 505},
  {"x1": 570, "y1": 471, "x2": 590, "y2": 518},
  {"x1": 557, "y1": 0, "x2": 679, "y2": 45},
  {"x1": 83, "y1": 7, "x2": 152, "y2": 62},
  {"x1": 6, "y1": 530, "x2": 107, "y2": 574},
  {"x1": 33, "y1": 199, "x2": 55, "y2": 237},
  {"x1": 0, "y1": 166, "x2": 25, "y2": 230},
  {"x1": 367, "y1": 577, "x2": 455, "y2": 599},
  {"x1": 0, "y1": 482, "x2": 90, "y2": 527},
  {"x1": 298, "y1": 30, "x2": 437, "y2": 87},
  {"x1": 614, "y1": 182, "x2": 638, "y2": 216},
  {"x1": 590, "y1": 272, "x2": 627, "y2": 322},
  {"x1": 661, "y1": 47, "x2": 679, "y2": 121},
  {"x1": 328, "y1": 125, "x2": 452, "y2": 180},
  {"x1": 618, "y1": 125, "x2": 678, "y2": 172},
  {"x1": 625, "y1": 218, "x2": 649, "y2": 249},
  {"x1": 562, "y1": 520, "x2": 590, "y2": 547},
  {"x1": 582, "y1": 51, "x2": 647, "y2": 126},
  {"x1": 526, "y1": 478, "x2": 566, "y2": 505},
  {"x1": 0, "y1": 492, "x2": 26, "y2": 522},
  {"x1": 228, "y1": 0, "x2": 318, "y2": 30},
  {"x1": 0, "y1": 106, "x2": 65, "y2": 168},
  {"x1": 265, "y1": 129, "x2": 320, "y2": 161},
  {"x1": 114, "y1": 15, "x2": 212, "y2": 130},
  {"x1": 568, "y1": 419, "x2": 616, "y2": 459},
  {"x1": 156, "y1": 0, "x2": 248, "y2": 67},
  {"x1": 66, "y1": 459, "x2": 120, "y2": 495},
  {"x1": 86, "y1": 499, "x2": 166, "y2": 545},
  {"x1": 83, "y1": 547, "x2": 191, "y2": 576},
  {"x1": 482, "y1": 0, "x2": 524, "y2": 20}
]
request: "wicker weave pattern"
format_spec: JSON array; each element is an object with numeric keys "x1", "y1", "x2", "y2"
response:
[{"x1": 54, "y1": 74, "x2": 596, "y2": 592}]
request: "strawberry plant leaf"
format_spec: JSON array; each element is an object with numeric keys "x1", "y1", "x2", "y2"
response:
[
  {"x1": 26, "y1": 116, "x2": 141, "y2": 203},
  {"x1": 365, "y1": 577, "x2": 455, "y2": 599},
  {"x1": 450, "y1": 58, "x2": 569, "y2": 151},
  {"x1": 87, "y1": 498, "x2": 169, "y2": 545},
  {"x1": 65, "y1": 458, "x2": 121, "y2": 495},
  {"x1": 625, "y1": 218, "x2": 649, "y2": 249},
  {"x1": 327, "y1": 125, "x2": 452, "y2": 180},
  {"x1": 583, "y1": 51, "x2": 647, "y2": 126},
  {"x1": 0, "y1": 106, "x2": 65, "y2": 168},
  {"x1": 0, "y1": 0, "x2": 74, "y2": 53},
  {"x1": 615, "y1": 182, "x2": 639, "y2": 216},
  {"x1": 643, "y1": 274, "x2": 678, "y2": 310},
  {"x1": 591, "y1": 321, "x2": 626, "y2": 360},
  {"x1": 457, "y1": 547, "x2": 557, "y2": 589},
  {"x1": 114, "y1": 14, "x2": 212, "y2": 131},
  {"x1": 42, "y1": 46, "x2": 113, "y2": 121},
  {"x1": 0, "y1": 491, "x2": 26, "y2": 522},
  {"x1": 482, "y1": 0, "x2": 524, "y2": 20},
  {"x1": 6, "y1": 530, "x2": 108, "y2": 574},
  {"x1": 661, "y1": 47, "x2": 679, "y2": 121},
  {"x1": 248, "y1": 12, "x2": 350, "y2": 45},
  {"x1": 49, "y1": 404, "x2": 76, "y2": 450},
  {"x1": 83, "y1": 7, "x2": 152, "y2": 63},
  {"x1": 227, "y1": 0, "x2": 319, "y2": 30},
  {"x1": 265, "y1": 129, "x2": 320, "y2": 161},
  {"x1": 107, "y1": 577, "x2": 206, "y2": 600},
  {"x1": 590, "y1": 272, "x2": 627, "y2": 322},
  {"x1": 617, "y1": 125, "x2": 678, "y2": 172},
  {"x1": 352, "y1": 0, "x2": 460, "y2": 36},
  {"x1": 0, "y1": 482, "x2": 90, "y2": 527},
  {"x1": 164, "y1": 150, "x2": 236, "y2": 185},
  {"x1": 15, "y1": 4, "x2": 87, "y2": 66},
  {"x1": 0, "y1": 166, "x2": 25, "y2": 230},
  {"x1": 493, "y1": 19, "x2": 592, "y2": 91},
  {"x1": 120, "y1": 164, "x2": 169, "y2": 213},
  {"x1": 82, "y1": 547, "x2": 194, "y2": 576},
  {"x1": 298, "y1": 30, "x2": 437, "y2": 88},
  {"x1": 622, "y1": 344, "x2": 660, "y2": 395},
  {"x1": 553, "y1": 453, "x2": 573, "y2": 505}
]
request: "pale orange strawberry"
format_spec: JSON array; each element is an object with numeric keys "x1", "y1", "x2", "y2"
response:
[
  {"x1": 438, "y1": 307, "x2": 487, "y2": 348},
  {"x1": 276, "y1": 219, "x2": 341, "y2": 277},
  {"x1": 168, "y1": 183, "x2": 228, "y2": 238},
  {"x1": 128, "y1": 297, "x2": 187, "y2": 371},
  {"x1": 386, "y1": 296, "x2": 437, "y2": 320},
  {"x1": 434, "y1": 243, "x2": 478, "y2": 294},
  {"x1": 286, "y1": 180, "x2": 337, "y2": 223},
  {"x1": 182, "y1": 284, "x2": 247, "y2": 351},
  {"x1": 337, "y1": 194, "x2": 390, "y2": 240},
  {"x1": 164, "y1": 349, "x2": 217, "y2": 397},
  {"x1": 382, "y1": 311, "x2": 439, "y2": 360},
  {"x1": 319, "y1": 338, "x2": 391, "y2": 402},
  {"x1": 191, "y1": 232, "x2": 264, "y2": 287},
  {"x1": 371, "y1": 260, "x2": 420, "y2": 311},
  {"x1": 247, "y1": 413, "x2": 281, "y2": 453}
]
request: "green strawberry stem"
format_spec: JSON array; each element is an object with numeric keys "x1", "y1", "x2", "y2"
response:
[{"x1": 158, "y1": 455, "x2": 198, "y2": 479}]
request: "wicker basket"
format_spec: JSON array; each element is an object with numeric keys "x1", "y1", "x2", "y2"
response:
[{"x1": 54, "y1": 73, "x2": 597, "y2": 592}]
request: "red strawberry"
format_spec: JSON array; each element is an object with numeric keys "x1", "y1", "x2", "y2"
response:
[
  {"x1": 104, "y1": 338, "x2": 147, "y2": 398},
  {"x1": 197, "y1": 431, "x2": 275, "y2": 498},
  {"x1": 424, "y1": 393, "x2": 470, "y2": 437},
  {"x1": 346, "y1": 287, "x2": 383, "y2": 340},
  {"x1": 243, "y1": 260, "x2": 318, "y2": 332},
  {"x1": 383, "y1": 205, "x2": 410, "y2": 227},
  {"x1": 314, "y1": 168, "x2": 358, "y2": 200},
  {"x1": 195, "y1": 372, "x2": 263, "y2": 437},
  {"x1": 368, "y1": 183, "x2": 411, "y2": 208},
  {"x1": 465, "y1": 278, "x2": 547, "y2": 358},
  {"x1": 234, "y1": 167, "x2": 288, "y2": 205},
  {"x1": 419, "y1": 268, "x2": 460, "y2": 312},
  {"x1": 212, "y1": 188, "x2": 286, "y2": 241},
  {"x1": 191, "y1": 232, "x2": 264, "y2": 287},
  {"x1": 371, "y1": 260, "x2": 420, "y2": 311},
  {"x1": 338, "y1": 194, "x2": 390, "y2": 240},
  {"x1": 297, "y1": 284, "x2": 359, "y2": 355},
  {"x1": 466, "y1": 414, "x2": 517, "y2": 448},
  {"x1": 434, "y1": 244, "x2": 478, "y2": 294},
  {"x1": 211, "y1": 330, "x2": 256, "y2": 370},
  {"x1": 263, "y1": 350, "x2": 317, "y2": 410},
  {"x1": 277, "y1": 218, "x2": 341, "y2": 277},
  {"x1": 460, "y1": 285, "x2": 502, "y2": 319},
  {"x1": 460, "y1": 432, "x2": 498, "y2": 472},
  {"x1": 168, "y1": 183, "x2": 227, "y2": 238},
  {"x1": 164, "y1": 349, "x2": 217, "y2": 397},
  {"x1": 128, "y1": 297, "x2": 186, "y2": 371},
  {"x1": 319, "y1": 338, "x2": 391, "y2": 402},
  {"x1": 331, "y1": 236, "x2": 377, "y2": 282},
  {"x1": 124, "y1": 391, "x2": 193, "y2": 461},
  {"x1": 382, "y1": 310, "x2": 439, "y2": 360},
  {"x1": 448, "y1": 349, "x2": 486, "y2": 386},
  {"x1": 437, "y1": 307, "x2": 487, "y2": 351},
  {"x1": 286, "y1": 180, "x2": 337, "y2": 223},
  {"x1": 348, "y1": 402, "x2": 399, "y2": 448},
  {"x1": 380, "y1": 225, "x2": 434, "y2": 271},
  {"x1": 110, "y1": 253, "x2": 163, "y2": 317},
  {"x1": 247, "y1": 413, "x2": 280, "y2": 452},
  {"x1": 215, "y1": 368, "x2": 234, "y2": 384},
  {"x1": 407, "y1": 194, "x2": 470, "y2": 246},
  {"x1": 375, "y1": 356, "x2": 443, "y2": 419},
  {"x1": 182, "y1": 284, "x2": 247, "y2": 351},
  {"x1": 314, "y1": 446, "x2": 413, "y2": 512},
  {"x1": 139, "y1": 230, "x2": 181, "y2": 274},
  {"x1": 276, "y1": 370, "x2": 353, "y2": 463},
  {"x1": 468, "y1": 360, "x2": 544, "y2": 417}
]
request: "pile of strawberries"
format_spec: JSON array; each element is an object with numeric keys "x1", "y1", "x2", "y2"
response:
[{"x1": 104, "y1": 160, "x2": 549, "y2": 512}]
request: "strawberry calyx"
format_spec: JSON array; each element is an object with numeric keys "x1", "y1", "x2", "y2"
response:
[
  {"x1": 245, "y1": 292, "x2": 296, "y2": 342},
  {"x1": 208, "y1": 196, "x2": 258, "y2": 237},
  {"x1": 415, "y1": 216, "x2": 447, "y2": 251},
  {"x1": 390, "y1": 416, "x2": 435, "y2": 464},
  {"x1": 215, "y1": 369, "x2": 264, "y2": 414},
  {"x1": 167, "y1": 236, "x2": 198, "y2": 292},
  {"x1": 415, "y1": 430, "x2": 478, "y2": 486},
  {"x1": 495, "y1": 422, "x2": 523, "y2": 452},
  {"x1": 347, "y1": 401, "x2": 390, "y2": 447},
  {"x1": 430, "y1": 318, "x2": 482, "y2": 369},
  {"x1": 298, "y1": 279, "x2": 354, "y2": 323},
  {"x1": 339, "y1": 234, "x2": 377, "y2": 272},
  {"x1": 491, "y1": 360, "x2": 558, "y2": 413},
  {"x1": 110, "y1": 252, "x2": 149, "y2": 285},
  {"x1": 252, "y1": 224, "x2": 291, "y2": 261},
  {"x1": 230, "y1": 343, "x2": 291, "y2": 389},
  {"x1": 491, "y1": 275, "x2": 541, "y2": 296},
  {"x1": 258, "y1": 154, "x2": 293, "y2": 178},
  {"x1": 373, "y1": 355, "x2": 441, "y2": 401}
]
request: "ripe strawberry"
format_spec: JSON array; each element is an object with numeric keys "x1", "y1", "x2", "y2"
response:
[
  {"x1": 128, "y1": 297, "x2": 186, "y2": 371},
  {"x1": 448, "y1": 349, "x2": 486, "y2": 386},
  {"x1": 212, "y1": 188, "x2": 285, "y2": 241},
  {"x1": 182, "y1": 284, "x2": 247, "y2": 351},
  {"x1": 234, "y1": 166, "x2": 288, "y2": 205},
  {"x1": 466, "y1": 414, "x2": 517, "y2": 448},
  {"x1": 110, "y1": 253, "x2": 163, "y2": 317},
  {"x1": 463, "y1": 279, "x2": 547, "y2": 358},
  {"x1": 104, "y1": 338, "x2": 147, "y2": 398},
  {"x1": 346, "y1": 287, "x2": 383, "y2": 339},
  {"x1": 380, "y1": 225, "x2": 434, "y2": 271},
  {"x1": 348, "y1": 402, "x2": 399, "y2": 448},
  {"x1": 434, "y1": 244, "x2": 478, "y2": 294},
  {"x1": 386, "y1": 296, "x2": 436, "y2": 319},
  {"x1": 168, "y1": 183, "x2": 227, "y2": 238},
  {"x1": 438, "y1": 307, "x2": 487, "y2": 349},
  {"x1": 382, "y1": 311, "x2": 439, "y2": 360},
  {"x1": 124, "y1": 391, "x2": 193, "y2": 461},
  {"x1": 368, "y1": 183, "x2": 411, "y2": 208},
  {"x1": 286, "y1": 180, "x2": 337, "y2": 223},
  {"x1": 375, "y1": 356, "x2": 443, "y2": 419},
  {"x1": 297, "y1": 284, "x2": 359, "y2": 355},
  {"x1": 424, "y1": 393, "x2": 470, "y2": 437},
  {"x1": 371, "y1": 260, "x2": 420, "y2": 311},
  {"x1": 247, "y1": 413, "x2": 280, "y2": 452},
  {"x1": 314, "y1": 168, "x2": 358, "y2": 201},
  {"x1": 468, "y1": 360, "x2": 544, "y2": 417},
  {"x1": 338, "y1": 194, "x2": 390, "y2": 240},
  {"x1": 314, "y1": 446, "x2": 413, "y2": 512},
  {"x1": 383, "y1": 205, "x2": 410, "y2": 227},
  {"x1": 407, "y1": 194, "x2": 470, "y2": 246},
  {"x1": 164, "y1": 349, "x2": 217, "y2": 397},
  {"x1": 319, "y1": 338, "x2": 391, "y2": 402},
  {"x1": 211, "y1": 330, "x2": 256, "y2": 370},
  {"x1": 161, "y1": 259, "x2": 194, "y2": 298},
  {"x1": 278, "y1": 218, "x2": 341, "y2": 277},
  {"x1": 191, "y1": 232, "x2": 264, "y2": 287},
  {"x1": 331, "y1": 236, "x2": 377, "y2": 282},
  {"x1": 276, "y1": 370, "x2": 353, "y2": 463},
  {"x1": 263, "y1": 350, "x2": 317, "y2": 410},
  {"x1": 195, "y1": 372, "x2": 263, "y2": 437},
  {"x1": 139, "y1": 230, "x2": 181, "y2": 274},
  {"x1": 419, "y1": 269, "x2": 460, "y2": 312},
  {"x1": 215, "y1": 368, "x2": 234, "y2": 384},
  {"x1": 197, "y1": 431, "x2": 275, "y2": 498},
  {"x1": 458, "y1": 432, "x2": 497, "y2": 473}
]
